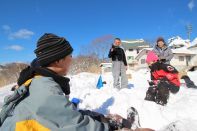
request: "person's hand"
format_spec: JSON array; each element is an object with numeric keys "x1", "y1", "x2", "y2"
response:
[
  {"x1": 116, "y1": 128, "x2": 133, "y2": 131},
  {"x1": 134, "y1": 128, "x2": 155, "y2": 131},
  {"x1": 159, "y1": 56, "x2": 166, "y2": 61},
  {"x1": 114, "y1": 128, "x2": 155, "y2": 131},
  {"x1": 125, "y1": 66, "x2": 128, "y2": 70},
  {"x1": 148, "y1": 80, "x2": 155, "y2": 86},
  {"x1": 11, "y1": 85, "x2": 19, "y2": 91},
  {"x1": 106, "y1": 114, "x2": 123, "y2": 123}
]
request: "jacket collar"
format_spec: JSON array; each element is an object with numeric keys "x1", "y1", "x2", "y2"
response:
[
  {"x1": 17, "y1": 66, "x2": 70, "y2": 95},
  {"x1": 154, "y1": 45, "x2": 168, "y2": 51}
]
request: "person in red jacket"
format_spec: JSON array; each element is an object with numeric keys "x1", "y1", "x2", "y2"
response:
[{"x1": 144, "y1": 51, "x2": 180, "y2": 106}]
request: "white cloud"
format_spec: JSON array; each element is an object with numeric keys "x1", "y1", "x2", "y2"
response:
[
  {"x1": 188, "y1": 0, "x2": 195, "y2": 11},
  {"x1": 5, "y1": 45, "x2": 24, "y2": 51},
  {"x1": 2, "y1": 25, "x2": 11, "y2": 31},
  {"x1": 2, "y1": 25, "x2": 34, "y2": 39},
  {"x1": 2, "y1": 25, "x2": 11, "y2": 34},
  {"x1": 9, "y1": 29, "x2": 34, "y2": 39}
]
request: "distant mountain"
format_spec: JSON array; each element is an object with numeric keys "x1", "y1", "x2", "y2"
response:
[
  {"x1": 0, "y1": 65, "x2": 5, "y2": 70},
  {"x1": 0, "y1": 63, "x2": 28, "y2": 87}
]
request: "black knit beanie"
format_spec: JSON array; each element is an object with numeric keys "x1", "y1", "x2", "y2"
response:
[{"x1": 34, "y1": 33, "x2": 73, "y2": 67}]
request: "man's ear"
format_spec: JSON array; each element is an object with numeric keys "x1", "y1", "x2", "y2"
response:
[{"x1": 51, "y1": 60, "x2": 61, "y2": 67}]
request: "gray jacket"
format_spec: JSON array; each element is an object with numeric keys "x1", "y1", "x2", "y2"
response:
[
  {"x1": 153, "y1": 45, "x2": 173, "y2": 64},
  {"x1": 0, "y1": 76, "x2": 109, "y2": 131}
]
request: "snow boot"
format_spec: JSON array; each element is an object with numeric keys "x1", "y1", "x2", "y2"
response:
[
  {"x1": 155, "y1": 82, "x2": 169, "y2": 106},
  {"x1": 144, "y1": 86, "x2": 157, "y2": 102},
  {"x1": 126, "y1": 107, "x2": 141, "y2": 130},
  {"x1": 181, "y1": 75, "x2": 197, "y2": 89}
]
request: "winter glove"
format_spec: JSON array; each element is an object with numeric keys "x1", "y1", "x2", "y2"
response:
[
  {"x1": 107, "y1": 114, "x2": 123, "y2": 124},
  {"x1": 159, "y1": 56, "x2": 166, "y2": 63},
  {"x1": 11, "y1": 85, "x2": 18, "y2": 91},
  {"x1": 107, "y1": 114, "x2": 133, "y2": 130},
  {"x1": 148, "y1": 81, "x2": 155, "y2": 86}
]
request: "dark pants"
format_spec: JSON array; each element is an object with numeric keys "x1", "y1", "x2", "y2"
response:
[
  {"x1": 145, "y1": 80, "x2": 179, "y2": 105},
  {"x1": 181, "y1": 75, "x2": 197, "y2": 88},
  {"x1": 159, "y1": 81, "x2": 179, "y2": 94}
]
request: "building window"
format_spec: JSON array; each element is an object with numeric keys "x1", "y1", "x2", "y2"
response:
[
  {"x1": 186, "y1": 56, "x2": 191, "y2": 61},
  {"x1": 127, "y1": 56, "x2": 134, "y2": 60},
  {"x1": 179, "y1": 56, "x2": 184, "y2": 61},
  {"x1": 129, "y1": 49, "x2": 133, "y2": 51},
  {"x1": 141, "y1": 59, "x2": 146, "y2": 64}
]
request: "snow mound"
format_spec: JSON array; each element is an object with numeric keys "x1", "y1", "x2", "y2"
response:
[{"x1": 1, "y1": 70, "x2": 197, "y2": 130}]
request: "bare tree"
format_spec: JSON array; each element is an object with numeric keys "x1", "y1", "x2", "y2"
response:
[
  {"x1": 69, "y1": 55, "x2": 100, "y2": 74},
  {"x1": 88, "y1": 35, "x2": 114, "y2": 61},
  {"x1": 0, "y1": 63, "x2": 28, "y2": 87}
]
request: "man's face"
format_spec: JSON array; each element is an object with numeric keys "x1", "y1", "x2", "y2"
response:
[
  {"x1": 57, "y1": 54, "x2": 73, "y2": 76},
  {"x1": 114, "y1": 39, "x2": 121, "y2": 46},
  {"x1": 157, "y1": 41, "x2": 165, "y2": 48}
]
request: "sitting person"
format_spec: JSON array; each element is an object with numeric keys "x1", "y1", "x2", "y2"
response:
[
  {"x1": 145, "y1": 51, "x2": 197, "y2": 106},
  {"x1": 144, "y1": 51, "x2": 180, "y2": 106}
]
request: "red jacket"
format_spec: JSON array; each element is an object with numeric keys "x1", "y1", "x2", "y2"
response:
[{"x1": 150, "y1": 62, "x2": 180, "y2": 87}]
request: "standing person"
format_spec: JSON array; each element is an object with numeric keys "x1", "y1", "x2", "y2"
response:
[
  {"x1": 0, "y1": 33, "x2": 154, "y2": 131},
  {"x1": 153, "y1": 37, "x2": 173, "y2": 64},
  {"x1": 108, "y1": 38, "x2": 128, "y2": 89}
]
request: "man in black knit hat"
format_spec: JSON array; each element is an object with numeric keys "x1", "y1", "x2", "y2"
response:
[{"x1": 0, "y1": 33, "x2": 153, "y2": 131}]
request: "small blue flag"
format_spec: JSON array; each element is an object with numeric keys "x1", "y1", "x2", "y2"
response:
[{"x1": 96, "y1": 75, "x2": 103, "y2": 89}]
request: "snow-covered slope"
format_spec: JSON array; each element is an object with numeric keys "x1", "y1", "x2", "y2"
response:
[
  {"x1": 191, "y1": 37, "x2": 197, "y2": 47},
  {"x1": 0, "y1": 83, "x2": 15, "y2": 108},
  {"x1": 1, "y1": 70, "x2": 197, "y2": 130},
  {"x1": 168, "y1": 36, "x2": 190, "y2": 48},
  {"x1": 168, "y1": 36, "x2": 197, "y2": 48}
]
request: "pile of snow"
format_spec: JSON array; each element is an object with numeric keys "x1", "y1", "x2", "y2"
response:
[
  {"x1": 1, "y1": 70, "x2": 197, "y2": 130},
  {"x1": 168, "y1": 36, "x2": 190, "y2": 48},
  {"x1": 0, "y1": 83, "x2": 15, "y2": 108}
]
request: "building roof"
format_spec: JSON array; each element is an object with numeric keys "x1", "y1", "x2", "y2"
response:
[
  {"x1": 135, "y1": 47, "x2": 197, "y2": 60},
  {"x1": 188, "y1": 44, "x2": 197, "y2": 49},
  {"x1": 121, "y1": 40, "x2": 150, "y2": 49},
  {"x1": 172, "y1": 48, "x2": 197, "y2": 55},
  {"x1": 135, "y1": 48, "x2": 152, "y2": 60}
]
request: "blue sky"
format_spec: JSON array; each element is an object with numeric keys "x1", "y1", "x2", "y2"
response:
[{"x1": 0, "y1": 0, "x2": 196, "y2": 63}]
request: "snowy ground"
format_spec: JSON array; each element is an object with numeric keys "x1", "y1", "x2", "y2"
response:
[{"x1": 0, "y1": 69, "x2": 197, "y2": 130}]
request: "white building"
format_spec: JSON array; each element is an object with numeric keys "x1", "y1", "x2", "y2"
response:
[
  {"x1": 188, "y1": 44, "x2": 197, "y2": 71},
  {"x1": 121, "y1": 39, "x2": 150, "y2": 68},
  {"x1": 135, "y1": 48, "x2": 197, "y2": 71}
]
